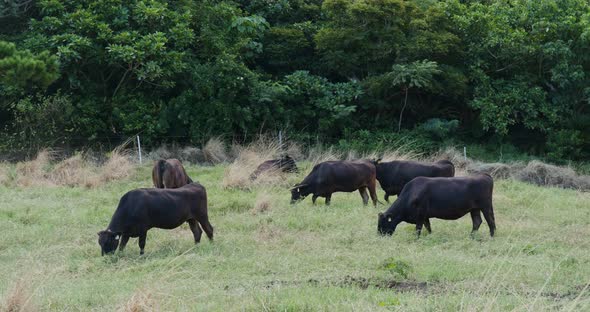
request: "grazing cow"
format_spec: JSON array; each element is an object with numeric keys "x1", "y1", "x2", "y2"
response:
[
  {"x1": 377, "y1": 174, "x2": 495, "y2": 237},
  {"x1": 152, "y1": 158, "x2": 193, "y2": 188},
  {"x1": 97, "y1": 183, "x2": 213, "y2": 255},
  {"x1": 250, "y1": 154, "x2": 298, "y2": 180},
  {"x1": 375, "y1": 160, "x2": 455, "y2": 202},
  {"x1": 291, "y1": 160, "x2": 378, "y2": 206}
]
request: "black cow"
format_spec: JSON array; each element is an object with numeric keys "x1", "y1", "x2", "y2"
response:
[
  {"x1": 377, "y1": 174, "x2": 495, "y2": 237},
  {"x1": 291, "y1": 160, "x2": 378, "y2": 206},
  {"x1": 375, "y1": 160, "x2": 455, "y2": 202},
  {"x1": 97, "y1": 183, "x2": 213, "y2": 255},
  {"x1": 250, "y1": 154, "x2": 298, "y2": 180}
]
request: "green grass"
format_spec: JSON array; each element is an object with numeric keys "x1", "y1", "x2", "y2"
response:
[{"x1": 1, "y1": 164, "x2": 589, "y2": 311}]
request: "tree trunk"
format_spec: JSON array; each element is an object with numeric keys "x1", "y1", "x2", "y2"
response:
[{"x1": 398, "y1": 87, "x2": 409, "y2": 132}]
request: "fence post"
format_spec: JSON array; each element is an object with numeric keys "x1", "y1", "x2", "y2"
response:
[
  {"x1": 463, "y1": 146, "x2": 467, "y2": 161},
  {"x1": 278, "y1": 130, "x2": 283, "y2": 147},
  {"x1": 137, "y1": 135, "x2": 143, "y2": 164}
]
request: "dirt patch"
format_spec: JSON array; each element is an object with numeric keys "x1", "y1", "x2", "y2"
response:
[
  {"x1": 542, "y1": 284, "x2": 589, "y2": 300},
  {"x1": 338, "y1": 275, "x2": 428, "y2": 291},
  {"x1": 263, "y1": 276, "x2": 429, "y2": 292}
]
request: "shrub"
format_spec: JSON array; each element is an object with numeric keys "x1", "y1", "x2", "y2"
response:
[
  {"x1": 203, "y1": 137, "x2": 229, "y2": 164},
  {"x1": 381, "y1": 258, "x2": 412, "y2": 279},
  {"x1": 546, "y1": 129, "x2": 586, "y2": 162},
  {"x1": 418, "y1": 118, "x2": 459, "y2": 140}
]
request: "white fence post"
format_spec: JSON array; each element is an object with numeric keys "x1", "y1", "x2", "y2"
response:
[
  {"x1": 463, "y1": 146, "x2": 467, "y2": 161},
  {"x1": 137, "y1": 135, "x2": 142, "y2": 164}
]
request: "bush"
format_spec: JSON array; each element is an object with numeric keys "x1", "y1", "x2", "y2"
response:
[
  {"x1": 337, "y1": 129, "x2": 438, "y2": 155},
  {"x1": 546, "y1": 129, "x2": 586, "y2": 162},
  {"x1": 418, "y1": 118, "x2": 459, "y2": 140}
]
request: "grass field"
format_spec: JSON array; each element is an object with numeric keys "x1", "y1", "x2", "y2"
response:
[{"x1": 1, "y1": 163, "x2": 589, "y2": 311}]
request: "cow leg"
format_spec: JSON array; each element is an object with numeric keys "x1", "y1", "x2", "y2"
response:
[
  {"x1": 325, "y1": 194, "x2": 332, "y2": 206},
  {"x1": 415, "y1": 221, "x2": 424, "y2": 238},
  {"x1": 118, "y1": 234, "x2": 130, "y2": 252},
  {"x1": 188, "y1": 219, "x2": 203, "y2": 244},
  {"x1": 138, "y1": 232, "x2": 147, "y2": 255},
  {"x1": 482, "y1": 205, "x2": 496, "y2": 237},
  {"x1": 470, "y1": 210, "x2": 483, "y2": 236},
  {"x1": 424, "y1": 219, "x2": 432, "y2": 234},
  {"x1": 368, "y1": 181, "x2": 378, "y2": 206},
  {"x1": 199, "y1": 219, "x2": 214, "y2": 241},
  {"x1": 312, "y1": 195, "x2": 318, "y2": 205},
  {"x1": 358, "y1": 187, "x2": 369, "y2": 206}
]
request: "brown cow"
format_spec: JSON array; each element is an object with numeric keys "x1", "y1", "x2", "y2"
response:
[
  {"x1": 152, "y1": 159, "x2": 193, "y2": 188},
  {"x1": 291, "y1": 160, "x2": 378, "y2": 206}
]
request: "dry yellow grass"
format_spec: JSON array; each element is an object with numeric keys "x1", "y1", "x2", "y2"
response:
[
  {"x1": 48, "y1": 154, "x2": 94, "y2": 187},
  {"x1": 223, "y1": 136, "x2": 299, "y2": 189},
  {"x1": 15, "y1": 149, "x2": 53, "y2": 187},
  {"x1": 306, "y1": 146, "x2": 340, "y2": 168},
  {"x1": 251, "y1": 191, "x2": 273, "y2": 215},
  {"x1": 99, "y1": 149, "x2": 134, "y2": 184},
  {"x1": 0, "y1": 163, "x2": 11, "y2": 186},
  {"x1": 515, "y1": 160, "x2": 590, "y2": 190},
  {"x1": 203, "y1": 137, "x2": 228, "y2": 164},
  {"x1": 1, "y1": 279, "x2": 37, "y2": 312},
  {"x1": 117, "y1": 291, "x2": 157, "y2": 312},
  {"x1": 433, "y1": 147, "x2": 590, "y2": 190},
  {"x1": 7, "y1": 146, "x2": 135, "y2": 188}
]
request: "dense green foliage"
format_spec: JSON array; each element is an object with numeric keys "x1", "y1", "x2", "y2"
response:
[{"x1": 1, "y1": 0, "x2": 589, "y2": 160}]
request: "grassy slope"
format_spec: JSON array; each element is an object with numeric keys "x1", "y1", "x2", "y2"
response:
[{"x1": 0, "y1": 164, "x2": 589, "y2": 311}]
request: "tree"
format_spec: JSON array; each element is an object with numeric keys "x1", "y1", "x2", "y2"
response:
[
  {"x1": 386, "y1": 60, "x2": 441, "y2": 132},
  {"x1": 0, "y1": 41, "x2": 59, "y2": 94}
]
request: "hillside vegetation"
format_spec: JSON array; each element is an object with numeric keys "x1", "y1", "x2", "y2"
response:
[
  {"x1": 1, "y1": 0, "x2": 590, "y2": 161},
  {"x1": 1, "y1": 159, "x2": 589, "y2": 311}
]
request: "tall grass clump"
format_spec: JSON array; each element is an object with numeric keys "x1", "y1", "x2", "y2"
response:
[
  {"x1": 434, "y1": 147, "x2": 590, "y2": 191},
  {"x1": 306, "y1": 146, "x2": 341, "y2": 168},
  {"x1": 99, "y1": 147, "x2": 135, "y2": 184},
  {"x1": 515, "y1": 160, "x2": 590, "y2": 191},
  {"x1": 0, "y1": 163, "x2": 11, "y2": 186},
  {"x1": 14, "y1": 149, "x2": 53, "y2": 187},
  {"x1": 7, "y1": 145, "x2": 135, "y2": 188},
  {"x1": 146, "y1": 144, "x2": 205, "y2": 164},
  {"x1": 223, "y1": 136, "x2": 301, "y2": 189},
  {"x1": 251, "y1": 191, "x2": 273, "y2": 215},
  {"x1": 118, "y1": 291, "x2": 157, "y2": 312},
  {"x1": 203, "y1": 137, "x2": 229, "y2": 164},
  {"x1": 1, "y1": 279, "x2": 37, "y2": 312}
]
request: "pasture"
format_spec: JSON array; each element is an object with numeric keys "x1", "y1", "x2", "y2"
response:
[{"x1": 1, "y1": 162, "x2": 589, "y2": 311}]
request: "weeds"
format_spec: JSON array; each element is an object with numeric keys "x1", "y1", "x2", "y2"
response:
[{"x1": 1, "y1": 279, "x2": 36, "y2": 312}]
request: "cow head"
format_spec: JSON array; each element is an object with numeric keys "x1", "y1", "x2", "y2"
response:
[
  {"x1": 97, "y1": 229, "x2": 121, "y2": 256},
  {"x1": 280, "y1": 154, "x2": 299, "y2": 173},
  {"x1": 290, "y1": 184, "x2": 308, "y2": 204},
  {"x1": 377, "y1": 212, "x2": 399, "y2": 235}
]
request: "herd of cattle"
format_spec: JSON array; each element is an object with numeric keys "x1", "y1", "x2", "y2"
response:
[{"x1": 98, "y1": 156, "x2": 496, "y2": 255}]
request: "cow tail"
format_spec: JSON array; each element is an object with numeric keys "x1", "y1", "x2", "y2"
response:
[{"x1": 154, "y1": 159, "x2": 166, "y2": 188}]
